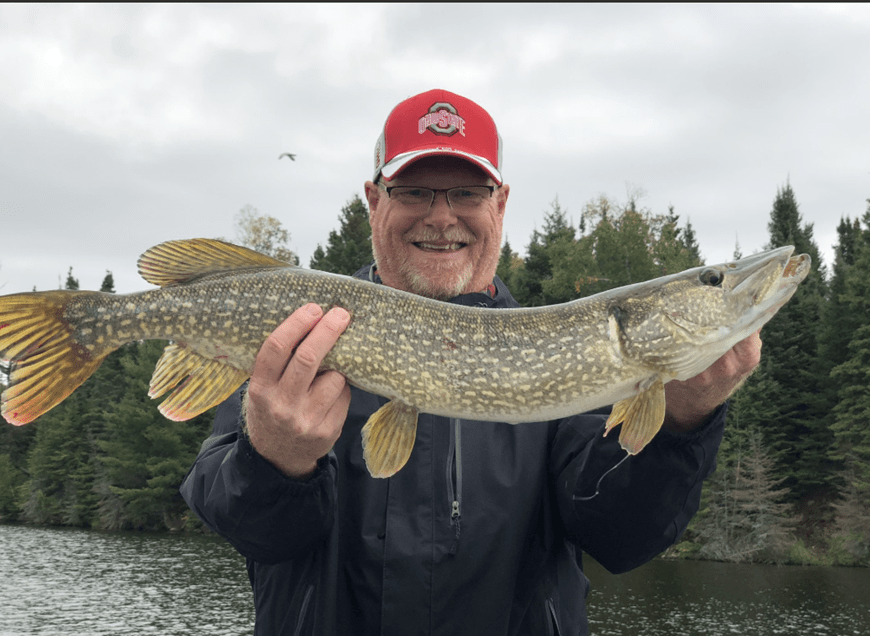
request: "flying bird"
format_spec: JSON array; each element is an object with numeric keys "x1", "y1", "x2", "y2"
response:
[{"x1": 279, "y1": 153, "x2": 296, "y2": 161}]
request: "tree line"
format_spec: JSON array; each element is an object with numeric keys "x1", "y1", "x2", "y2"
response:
[{"x1": 1, "y1": 186, "x2": 868, "y2": 566}]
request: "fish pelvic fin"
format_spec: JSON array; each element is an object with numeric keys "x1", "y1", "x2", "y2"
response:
[
  {"x1": 361, "y1": 400, "x2": 419, "y2": 478},
  {"x1": 137, "y1": 238, "x2": 293, "y2": 287},
  {"x1": 0, "y1": 291, "x2": 117, "y2": 425},
  {"x1": 150, "y1": 343, "x2": 250, "y2": 421},
  {"x1": 603, "y1": 377, "x2": 666, "y2": 455}
]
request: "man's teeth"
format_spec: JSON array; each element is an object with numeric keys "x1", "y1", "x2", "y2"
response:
[{"x1": 417, "y1": 242, "x2": 464, "y2": 250}]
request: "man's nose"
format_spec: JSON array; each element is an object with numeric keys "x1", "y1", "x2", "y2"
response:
[{"x1": 424, "y1": 191, "x2": 457, "y2": 227}]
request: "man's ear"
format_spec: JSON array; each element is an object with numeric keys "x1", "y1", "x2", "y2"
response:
[
  {"x1": 497, "y1": 183, "x2": 510, "y2": 217},
  {"x1": 364, "y1": 180, "x2": 381, "y2": 215}
]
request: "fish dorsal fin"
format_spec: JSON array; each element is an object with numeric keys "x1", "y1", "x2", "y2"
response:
[{"x1": 137, "y1": 238, "x2": 293, "y2": 287}]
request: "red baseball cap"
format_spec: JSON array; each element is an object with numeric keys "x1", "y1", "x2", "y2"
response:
[{"x1": 373, "y1": 89, "x2": 503, "y2": 185}]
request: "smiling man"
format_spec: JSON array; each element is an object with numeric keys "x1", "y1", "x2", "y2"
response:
[
  {"x1": 181, "y1": 89, "x2": 760, "y2": 635},
  {"x1": 366, "y1": 157, "x2": 508, "y2": 300}
]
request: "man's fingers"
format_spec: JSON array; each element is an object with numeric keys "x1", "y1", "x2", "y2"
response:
[
  {"x1": 308, "y1": 373, "x2": 352, "y2": 436},
  {"x1": 279, "y1": 306, "x2": 351, "y2": 388},
  {"x1": 254, "y1": 304, "x2": 326, "y2": 382}
]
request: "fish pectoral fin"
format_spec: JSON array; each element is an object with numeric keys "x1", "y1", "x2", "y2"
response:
[
  {"x1": 361, "y1": 400, "x2": 419, "y2": 479},
  {"x1": 137, "y1": 238, "x2": 293, "y2": 287},
  {"x1": 149, "y1": 343, "x2": 249, "y2": 421},
  {"x1": 603, "y1": 377, "x2": 666, "y2": 455}
]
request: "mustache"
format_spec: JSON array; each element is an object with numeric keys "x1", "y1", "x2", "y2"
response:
[{"x1": 404, "y1": 228, "x2": 476, "y2": 245}]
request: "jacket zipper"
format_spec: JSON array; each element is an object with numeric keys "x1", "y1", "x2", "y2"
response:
[{"x1": 447, "y1": 418, "x2": 462, "y2": 555}]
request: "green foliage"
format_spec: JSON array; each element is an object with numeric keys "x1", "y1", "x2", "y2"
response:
[
  {"x1": 1, "y1": 184, "x2": 869, "y2": 561},
  {"x1": 98, "y1": 340, "x2": 213, "y2": 530},
  {"x1": 20, "y1": 388, "x2": 99, "y2": 526},
  {"x1": 0, "y1": 453, "x2": 23, "y2": 519},
  {"x1": 309, "y1": 194, "x2": 373, "y2": 275},
  {"x1": 690, "y1": 423, "x2": 794, "y2": 564},
  {"x1": 510, "y1": 197, "x2": 576, "y2": 306},
  {"x1": 495, "y1": 240, "x2": 522, "y2": 291},
  {"x1": 786, "y1": 539, "x2": 829, "y2": 566},
  {"x1": 65, "y1": 267, "x2": 79, "y2": 290},
  {"x1": 100, "y1": 271, "x2": 116, "y2": 293},
  {"x1": 826, "y1": 205, "x2": 870, "y2": 557},
  {"x1": 507, "y1": 194, "x2": 702, "y2": 307},
  {"x1": 4, "y1": 340, "x2": 213, "y2": 531},
  {"x1": 758, "y1": 181, "x2": 833, "y2": 502}
]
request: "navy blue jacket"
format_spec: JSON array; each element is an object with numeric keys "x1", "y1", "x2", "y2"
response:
[{"x1": 180, "y1": 267, "x2": 726, "y2": 635}]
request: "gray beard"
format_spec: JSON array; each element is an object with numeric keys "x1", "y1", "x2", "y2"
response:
[{"x1": 372, "y1": 244, "x2": 474, "y2": 301}]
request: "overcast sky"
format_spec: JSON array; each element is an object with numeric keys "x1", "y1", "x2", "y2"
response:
[{"x1": 1, "y1": 4, "x2": 868, "y2": 295}]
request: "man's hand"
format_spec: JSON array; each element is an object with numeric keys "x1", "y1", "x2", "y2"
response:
[
  {"x1": 244, "y1": 304, "x2": 352, "y2": 479},
  {"x1": 663, "y1": 330, "x2": 762, "y2": 433}
]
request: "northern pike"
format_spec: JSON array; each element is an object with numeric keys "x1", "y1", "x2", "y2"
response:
[{"x1": 0, "y1": 239, "x2": 810, "y2": 477}]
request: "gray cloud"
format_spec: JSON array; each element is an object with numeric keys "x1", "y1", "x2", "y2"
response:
[{"x1": 1, "y1": 4, "x2": 868, "y2": 294}]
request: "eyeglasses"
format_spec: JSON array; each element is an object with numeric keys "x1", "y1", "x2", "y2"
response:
[{"x1": 378, "y1": 184, "x2": 496, "y2": 210}]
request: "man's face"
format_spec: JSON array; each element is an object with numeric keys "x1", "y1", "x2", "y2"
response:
[{"x1": 364, "y1": 157, "x2": 510, "y2": 300}]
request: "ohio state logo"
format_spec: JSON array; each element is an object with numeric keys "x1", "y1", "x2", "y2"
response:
[{"x1": 418, "y1": 102, "x2": 466, "y2": 137}]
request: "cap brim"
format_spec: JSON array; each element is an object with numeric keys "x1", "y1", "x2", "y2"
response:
[{"x1": 379, "y1": 149, "x2": 502, "y2": 185}]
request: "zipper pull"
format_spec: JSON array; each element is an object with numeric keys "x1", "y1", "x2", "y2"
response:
[{"x1": 449, "y1": 500, "x2": 461, "y2": 555}]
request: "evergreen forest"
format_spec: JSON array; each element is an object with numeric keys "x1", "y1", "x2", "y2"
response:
[{"x1": 1, "y1": 186, "x2": 868, "y2": 567}]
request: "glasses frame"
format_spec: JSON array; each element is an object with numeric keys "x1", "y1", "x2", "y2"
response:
[{"x1": 378, "y1": 183, "x2": 497, "y2": 210}]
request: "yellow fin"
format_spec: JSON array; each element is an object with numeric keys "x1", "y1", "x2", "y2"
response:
[
  {"x1": 0, "y1": 291, "x2": 115, "y2": 425},
  {"x1": 137, "y1": 238, "x2": 292, "y2": 287},
  {"x1": 603, "y1": 377, "x2": 666, "y2": 455},
  {"x1": 361, "y1": 400, "x2": 418, "y2": 478},
  {"x1": 150, "y1": 343, "x2": 249, "y2": 421}
]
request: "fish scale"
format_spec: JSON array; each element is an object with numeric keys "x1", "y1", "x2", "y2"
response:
[{"x1": 0, "y1": 238, "x2": 810, "y2": 478}]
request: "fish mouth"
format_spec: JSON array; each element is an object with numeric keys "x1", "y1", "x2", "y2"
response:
[
  {"x1": 726, "y1": 246, "x2": 811, "y2": 332},
  {"x1": 728, "y1": 246, "x2": 796, "y2": 302}
]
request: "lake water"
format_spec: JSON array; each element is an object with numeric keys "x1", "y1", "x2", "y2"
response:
[
  {"x1": 584, "y1": 556, "x2": 870, "y2": 636},
  {"x1": 1, "y1": 524, "x2": 869, "y2": 635}
]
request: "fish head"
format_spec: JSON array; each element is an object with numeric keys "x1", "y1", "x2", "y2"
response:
[{"x1": 609, "y1": 246, "x2": 811, "y2": 380}]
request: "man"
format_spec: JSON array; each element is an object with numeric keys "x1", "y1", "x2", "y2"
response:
[{"x1": 181, "y1": 89, "x2": 760, "y2": 635}]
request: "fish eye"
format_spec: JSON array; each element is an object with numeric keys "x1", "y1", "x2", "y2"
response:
[{"x1": 699, "y1": 268, "x2": 724, "y2": 287}]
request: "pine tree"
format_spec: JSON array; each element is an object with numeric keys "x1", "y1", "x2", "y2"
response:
[
  {"x1": 680, "y1": 217, "x2": 702, "y2": 264},
  {"x1": 512, "y1": 198, "x2": 575, "y2": 306},
  {"x1": 652, "y1": 206, "x2": 703, "y2": 275},
  {"x1": 0, "y1": 452, "x2": 21, "y2": 518},
  {"x1": 760, "y1": 181, "x2": 832, "y2": 504},
  {"x1": 20, "y1": 387, "x2": 99, "y2": 527},
  {"x1": 818, "y1": 216, "x2": 863, "y2": 397},
  {"x1": 98, "y1": 340, "x2": 213, "y2": 530},
  {"x1": 580, "y1": 194, "x2": 658, "y2": 293},
  {"x1": 495, "y1": 239, "x2": 522, "y2": 293},
  {"x1": 692, "y1": 411, "x2": 793, "y2": 563},
  {"x1": 729, "y1": 428, "x2": 794, "y2": 562},
  {"x1": 309, "y1": 194, "x2": 373, "y2": 275},
  {"x1": 828, "y1": 204, "x2": 870, "y2": 561},
  {"x1": 100, "y1": 270, "x2": 116, "y2": 293},
  {"x1": 65, "y1": 267, "x2": 79, "y2": 290}
]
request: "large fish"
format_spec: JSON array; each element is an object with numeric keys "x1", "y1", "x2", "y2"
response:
[{"x1": 0, "y1": 239, "x2": 810, "y2": 477}]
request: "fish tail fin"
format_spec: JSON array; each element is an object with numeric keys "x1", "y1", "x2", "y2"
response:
[{"x1": 0, "y1": 291, "x2": 117, "y2": 425}]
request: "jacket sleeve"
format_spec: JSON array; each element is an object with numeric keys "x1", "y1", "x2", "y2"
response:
[
  {"x1": 179, "y1": 387, "x2": 337, "y2": 564},
  {"x1": 552, "y1": 404, "x2": 726, "y2": 574}
]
